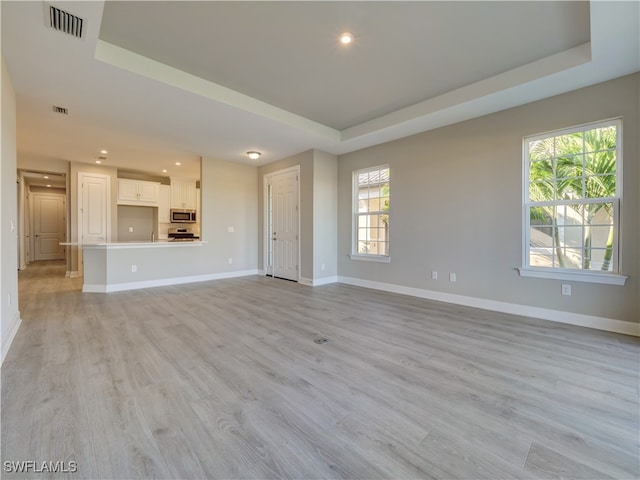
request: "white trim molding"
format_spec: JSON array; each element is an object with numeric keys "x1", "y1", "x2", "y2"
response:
[
  {"x1": 517, "y1": 268, "x2": 627, "y2": 286},
  {"x1": 299, "y1": 276, "x2": 338, "y2": 287},
  {"x1": 349, "y1": 254, "x2": 391, "y2": 263},
  {"x1": 338, "y1": 276, "x2": 639, "y2": 337},
  {"x1": 83, "y1": 269, "x2": 259, "y2": 293},
  {"x1": 1, "y1": 312, "x2": 22, "y2": 366}
]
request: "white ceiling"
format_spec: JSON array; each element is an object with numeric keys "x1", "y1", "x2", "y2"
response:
[{"x1": 2, "y1": 1, "x2": 639, "y2": 179}]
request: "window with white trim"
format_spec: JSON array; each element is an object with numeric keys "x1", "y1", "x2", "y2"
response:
[
  {"x1": 523, "y1": 119, "x2": 621, "y2": 276},
  {"x1": 353, "y1": 165, "x2": 390, "y2": 259}
]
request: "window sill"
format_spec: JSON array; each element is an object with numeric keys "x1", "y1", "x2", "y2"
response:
[
  {"x1": 517, "y1": 268, "x2": 627, "y2": 286},
  {"x1": 350, "y1": 254, "x2": 391, "y2": 264}
]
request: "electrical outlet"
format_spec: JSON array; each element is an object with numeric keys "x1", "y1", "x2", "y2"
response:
[
  {"x1": 450, "y1": 273, "x2": 456, "y2": 282},
  {"x1": 128, "y1": 226, "x2": 134, "y2": 233},
  {"x1": 321, "y1": 263, "x2": 326, "y2": 271},
  {"x1": 228, "y1": 258, "x2": 233, "y2": 264},
  {"x1": 562, "y1": 284, "x2": 571, "y2": 296},
  {"x1": 131, "y1": 265, "x2": 137, "y2": 273},
  {"x1": 431, "y1": 271, "x2": 438, "y2": 280},
  {"x1": 228, "y1": 226, "x2": 234, "y2": 233}
]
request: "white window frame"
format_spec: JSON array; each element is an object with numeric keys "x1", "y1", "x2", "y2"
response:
[
  {"x1": 518, "y1": 118, "x2": 627, "y2": 285},
  {"x1": 351, "y1": 164, "x2": 390, "y2": 263}
]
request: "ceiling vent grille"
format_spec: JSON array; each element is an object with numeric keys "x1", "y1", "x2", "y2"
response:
[
  {"x1": 48, "y1": 5, "x2": 84, "y2": 39},
  {"x1": 52, "y1": 105, "x2": 68, "y2": 115}
]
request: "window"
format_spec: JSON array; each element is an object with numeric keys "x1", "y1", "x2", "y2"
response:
[
  {"x1": 353, "y1": 165, "x2": 390, "y2": 260},
  {"x1": 522, "y1": 118, "x2": 624, "y2": 283}
]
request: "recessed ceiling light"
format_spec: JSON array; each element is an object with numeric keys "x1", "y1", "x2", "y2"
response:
[
  {"x1": 339, "y1": 32, "x2": 353, "y2": 45},
  {"x1": 162, "y1": 169, "x2": 167, "y2": 173},
  {"x1": 46, "y1": 184, "x2": 51, "y2": 188},
  {"x1": 100, "y1": 149, "x2": 108, "y2": 155},
  {"x1": 175, "y1": 162, "x2": 181, "y2": 166},
  {"x1": 43, "y1": 175, "x2": 49, "y2": 179},
  {"x1": 95, "y1": 160, "x2": 102, "y2": 164},
  {"x1": 247, "y1": 151, "x2": 261, "y2": 160}
]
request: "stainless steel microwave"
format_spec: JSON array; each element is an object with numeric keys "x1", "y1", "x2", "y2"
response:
[{"x1": 170, "y1": 209, "x2": 196, "y2": 223}]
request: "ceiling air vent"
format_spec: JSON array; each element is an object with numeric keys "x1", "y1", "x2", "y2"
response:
[
  {"x1": 48, "y1": 4, "x2": 84, "y2": 39},
  {"x1": 52, "y1": 105, "x2": 68, "y2": 115}
]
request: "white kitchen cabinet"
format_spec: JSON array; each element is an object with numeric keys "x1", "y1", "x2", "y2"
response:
[
  {"x1": 171, "y1": 179, "x2": 197, "y2": 209},
  {"x1": 158, "y1": 185, "x2": 171, "y2": 223},
  {"x1": 196, "y1": 187, "x2": 201, "y2": 222},
  {"x1": 118, "y1": 179, "x2": 160, "y2": 206}
]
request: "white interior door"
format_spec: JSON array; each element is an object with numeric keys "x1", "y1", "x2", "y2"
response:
[
  {"x1": 270, "y1": 169, "x2": 299, "y2": 281},
  {"x1": 33, "y1": 193, "x2": 65, "y2": 260},
  {"x1": 79, "y1": 173, "x2": 110, "y2": 243}
]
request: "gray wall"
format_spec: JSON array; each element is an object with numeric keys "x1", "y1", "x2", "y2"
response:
[
  {"x1": 313, "y1": 150, "x2": 338, "y2": 280},
  {"x1": 1, "y1": 57, "x2": 21, "y2": 363},
  {"x1": 117, "y1": 205, "x2": 156, "y2": 242},
  {"x1": 201, "y1": 157, "x2": 258, "y2": 272},
  {"x1": 337, "y1": 73, "x2": 639, "y2": 324}
]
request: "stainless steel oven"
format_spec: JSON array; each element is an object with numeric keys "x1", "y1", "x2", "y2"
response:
[
  {"x1": 168, "y1": 227, "x2": 199, "y2": 241},
  {"x1": 170, "y1": 209, "x2": 196, "y2": 223}
]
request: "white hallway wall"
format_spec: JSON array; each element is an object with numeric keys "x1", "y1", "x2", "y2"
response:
[{"x1": 1, "y1": 56, "x2": 21, "y2": 364}]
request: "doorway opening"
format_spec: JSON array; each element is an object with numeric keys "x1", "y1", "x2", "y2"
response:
[{"x1": 17, "y1": 170, "x2": 68, "y2": 270}]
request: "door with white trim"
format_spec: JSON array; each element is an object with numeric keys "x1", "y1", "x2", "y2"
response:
[
  {"x1": 267, "y1": 168, "x2": 299, "y2": 281},
  {"x1": 78, "y1": 172, "x2": 111, "y2": 243},
  {"x1": 33, "y1": 193, "x2": 65, "y2": 260}
]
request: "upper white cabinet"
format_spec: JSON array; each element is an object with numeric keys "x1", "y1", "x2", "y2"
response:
[
  {"x1": 118, "y1": 179, "x2": 160, "y2": 206},
  {"x1": 158, "y1": 185, "x2": 171, "y2": 223},
  {"x1": 171, "y1": 178, "x2": 197, "y2": 209}
]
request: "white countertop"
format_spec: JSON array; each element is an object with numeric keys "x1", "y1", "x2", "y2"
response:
[{"x1": 61, "y1": 240, "x2": 206, "y2": 248}]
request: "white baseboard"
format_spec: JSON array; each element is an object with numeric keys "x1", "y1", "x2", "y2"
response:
[
  {"x1": 299, "y1": 276, "x2": 338, "y2": 287},
  {"x1": 1, "y1": 312, "x2": 22, "y2": 366},
  {"x1": 338, "y1": 276, "x2": 639, "y2": 337},
  {"x1": 66, "y1": 270, "x2": 81, "y2": 278},
  {"x1": 83, "y1": 269, "x2": 260, "y2": 293}
]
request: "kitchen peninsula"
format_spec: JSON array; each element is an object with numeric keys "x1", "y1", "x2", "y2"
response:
[{"x1": 63, "y1": 240, "x2": 206, "y2": 293}]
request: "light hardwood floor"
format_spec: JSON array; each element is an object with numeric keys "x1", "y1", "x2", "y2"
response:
[{"x1": 2, "y1": 260, "x2": 639, "y2": 479}]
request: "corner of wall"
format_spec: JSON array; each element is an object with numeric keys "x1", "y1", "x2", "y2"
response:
[{"x1": 1, "y1": 55, "x2": 22, "y2": 365}]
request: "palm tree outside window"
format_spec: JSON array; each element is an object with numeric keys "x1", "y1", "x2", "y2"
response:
[{"x1": 524, "y1": 118, "x2": 621, "y2": 273}]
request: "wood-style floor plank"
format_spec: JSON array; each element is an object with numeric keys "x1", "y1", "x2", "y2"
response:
[{"x1": 2, "y1": 260, "x2": 638, "y2": 479}]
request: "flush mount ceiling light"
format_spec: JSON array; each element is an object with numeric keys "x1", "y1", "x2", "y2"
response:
[
  {"x1": 247, "y1": 151, "x2": 261, "y2": 160},
  {"x1": 339, "y1": 32, "x2": 354, "y2": 45}
]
